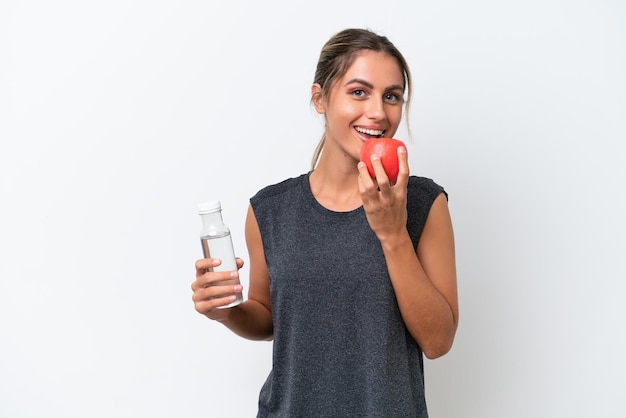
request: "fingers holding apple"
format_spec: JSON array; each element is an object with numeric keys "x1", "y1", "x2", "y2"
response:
[{"x1": 359, "y1": 137, "x2": 407, "y2": 185}]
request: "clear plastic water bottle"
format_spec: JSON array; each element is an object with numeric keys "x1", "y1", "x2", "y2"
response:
[{"x1": 198, "y1": 200, "x2": 243, "y2": 308}]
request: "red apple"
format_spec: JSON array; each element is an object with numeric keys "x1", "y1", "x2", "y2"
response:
[{"x1": 360, "y1": 137, "x2": 406, "y2": 184}]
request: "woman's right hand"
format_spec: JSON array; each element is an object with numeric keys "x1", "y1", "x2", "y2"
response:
[{"x1": 191, "y1": 257, "x2": 244, "y2": 321}]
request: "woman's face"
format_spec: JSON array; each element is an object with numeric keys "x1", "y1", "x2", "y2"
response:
[{"x1": 313, "y1": 50, "x2": 405, "y2": 165}]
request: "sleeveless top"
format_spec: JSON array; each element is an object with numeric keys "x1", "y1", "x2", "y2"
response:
[{"x1": 250, "y1": 172, "x2": 446, "y2": 418}]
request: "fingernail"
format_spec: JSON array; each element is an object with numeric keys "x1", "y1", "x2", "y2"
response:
[
  {"x1": 230, "y1": 271, "x2": 239, "y2": 278},
  {"x1": 234, "y1": 285, "x2": 243, "y2": 292}
]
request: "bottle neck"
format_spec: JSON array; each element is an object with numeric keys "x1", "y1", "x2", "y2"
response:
[{"x1": 200, "y1": 210, "x2": 228, "y2": 236}]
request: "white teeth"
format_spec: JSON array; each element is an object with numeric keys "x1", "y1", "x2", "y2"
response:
[{"x1": 355, "y1": 127, "x2": 384, "y2": 136}]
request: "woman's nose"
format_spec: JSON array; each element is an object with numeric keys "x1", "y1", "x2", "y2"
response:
[{"x1": 365, "y1": 98, "x2": 385, "y2": 120}]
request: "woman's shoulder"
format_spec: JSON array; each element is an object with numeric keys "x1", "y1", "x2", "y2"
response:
[
  {"x1": 250, "y1": 172, "x2": 309, "y2": 204},
  {"x1": 407, "y1": 175, "x2": 448, "y2": 202}
]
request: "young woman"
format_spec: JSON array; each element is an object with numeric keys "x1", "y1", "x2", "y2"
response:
[{"x1": 192, "y1": 28, "x2": 459, "y2": 417}]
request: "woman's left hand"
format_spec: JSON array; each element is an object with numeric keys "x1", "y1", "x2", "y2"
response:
[{"x1": 357, "y1": 145, "x2": 409, "y2": 243}]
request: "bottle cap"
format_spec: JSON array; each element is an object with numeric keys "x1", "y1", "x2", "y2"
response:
[{"x1": 198, "y1": 200, "x2": 222, "y2": 214}]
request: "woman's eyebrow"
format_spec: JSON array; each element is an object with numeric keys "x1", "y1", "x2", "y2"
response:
[
  {"x1": 344, "y1": 78, "x2": 404, "y2": 92},
  {"x1": 385, "y1": 84, "x2": 405, "y2": 93},
  {"x1": 344, "y1": 78, "x2": 373, "y2": 88}
]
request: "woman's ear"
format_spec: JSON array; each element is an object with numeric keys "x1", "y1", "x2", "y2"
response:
[{"x1": 311, "y1": 83, "x2": 325, "y2": 114}]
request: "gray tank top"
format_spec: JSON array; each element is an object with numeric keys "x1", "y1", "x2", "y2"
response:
[{"x1": 250, "y1": 172, "x2": 446, "y2": 418}]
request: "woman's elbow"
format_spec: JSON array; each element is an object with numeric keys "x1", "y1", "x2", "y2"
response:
[
  {"x1": 421, "y1": 327, "x2": 457, "y2": 359},
  {"x1": 423, "y1": 340, "x2": 453, "y2": 359}
]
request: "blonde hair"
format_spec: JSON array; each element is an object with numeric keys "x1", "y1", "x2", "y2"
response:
[{"x1": 310, "y1": 28, "x2": 413, "y2": 169}]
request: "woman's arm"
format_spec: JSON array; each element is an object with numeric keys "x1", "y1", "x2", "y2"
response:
[
  {"x1": 381, "y1": 193, "x2": 458, "y2": 359},
  {"x1": 358, "y1": 148, "x2": 459, "y2": 359},
  {"x1": 191, "y1": 204, "x2": 273, "y2": 341}
]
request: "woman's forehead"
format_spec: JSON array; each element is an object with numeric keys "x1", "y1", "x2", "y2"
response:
[{"x1": 340, "y1": 51, "x2": 405, "y2": 88}]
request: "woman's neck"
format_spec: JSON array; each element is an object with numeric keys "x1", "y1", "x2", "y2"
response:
[{"x1": 309, "y1": 162, "x2": 362, "y2": 212}]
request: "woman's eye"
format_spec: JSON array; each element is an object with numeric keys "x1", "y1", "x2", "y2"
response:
[
  {"x1": 385, "y1": 93, "x2": 401, "y2": 102},
  {"x1": 351, "y1": 89, "x2": 366, "y2": 98}
]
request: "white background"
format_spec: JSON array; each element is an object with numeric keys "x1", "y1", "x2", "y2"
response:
[{"x1": 1, "y1": 0, "x2": 625, "y2": 417}]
